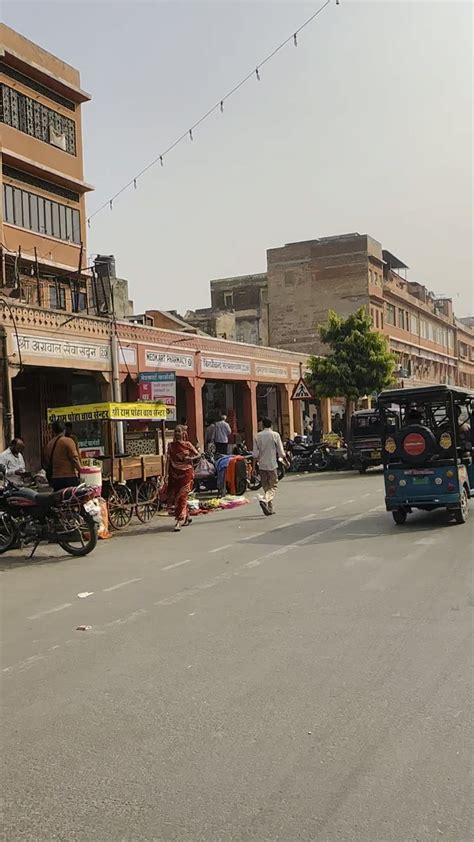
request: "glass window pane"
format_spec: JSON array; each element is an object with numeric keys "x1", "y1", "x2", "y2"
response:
[
  {"x1": 44, "y1": 201, "x2": 53, "y2": 236},
  {"x1": 4, "y1": 185, "x2": 15, "y2": 223},
  {"x1": 37, "y1": 197, "x2": 45, "y2": 234},
  {"x1": 30, "y1": 194, "x2": 39, "y2": 232},
  {"x1": 13, "y1": 188, "x2": 23, "y2": 227},
  {"x1": 52, "y1": 202, "x2": 60, "y2": 238},
  {"x1": 59, "y1": 204, "x2": 66, "y2": 240},
  {"x1": 72, "y1": 209, "x2": 81, "y2": 244},
  {"x1": 65, "y1": 207, "x2": 73, "y2": 241},
  {"x1": 22, "y1": 192, "x2": 30, "y2": 230}
]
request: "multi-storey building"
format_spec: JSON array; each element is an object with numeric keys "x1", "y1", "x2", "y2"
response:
[
  {"x1": 196, "y1": 233, "x2": 473, "y2": 389},
  {"x1": 0, "y1": 24, "x2": 93, "y2": 310},
  {"x1": 184, "y1": 273, "x2": 269, "y2": 345}
]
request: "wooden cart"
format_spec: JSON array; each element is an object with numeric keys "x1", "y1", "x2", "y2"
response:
[{"x1": 47, "y1": 402, "x2": 170, "y2": 530}]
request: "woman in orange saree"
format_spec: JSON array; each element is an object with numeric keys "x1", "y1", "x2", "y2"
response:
[{"x1": 166, "y1": 425, "x2": 199, "y2": 531}]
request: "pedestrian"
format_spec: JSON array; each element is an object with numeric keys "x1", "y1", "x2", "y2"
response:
[
  {"x1": 166, "y1": 425, "x2": 199, "y2": 532},
  {"x1": 253, "y1": 417, "x2": 288, "y2": 516},
  {"x1": 43, "y1": 420, "x2": 81, "y2": 491},
  {"x1": 64, "y1": 422, "x2": 81, "y2": 457},
  {"x1": 205, "y1": 417, "x2": 216, "y2": 453},
  {"x1": 0, "y1": 438, "x2": 26, "y2": 485},
  {"x1": 214, "y1": 413, "x2": 232, "y2": 455},
  {"x1": 311, "y1": 413, "x2": 322, "y2": 445}
]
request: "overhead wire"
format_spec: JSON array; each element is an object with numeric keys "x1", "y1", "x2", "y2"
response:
[{"x1": 86, "y1": 0, "x2": 334, "y2": 225}]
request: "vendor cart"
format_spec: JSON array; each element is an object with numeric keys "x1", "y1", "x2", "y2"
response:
[{"x1": 47, "y1": 402, "x2": 171, "y2": 529}]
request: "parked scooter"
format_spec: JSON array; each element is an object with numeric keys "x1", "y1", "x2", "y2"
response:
[{"x1": 233, "y1": 443, "x2": 286, "y2": 487}]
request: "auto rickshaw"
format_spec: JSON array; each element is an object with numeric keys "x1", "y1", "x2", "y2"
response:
[
  {"x1": 348, "y1": 409, "x2": 382, "y2": 474},
  {"x1": 377, "y1": 385, "x2": 474, "y2": 525}
]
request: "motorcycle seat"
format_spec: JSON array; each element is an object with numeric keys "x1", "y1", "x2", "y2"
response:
[{"x1": 9, "y1": 487, "x2": 63, "y2": 506}]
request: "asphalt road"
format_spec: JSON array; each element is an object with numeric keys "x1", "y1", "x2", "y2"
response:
[{"x1": 1, "y1": 471, "x2": 472, "y2": 842}]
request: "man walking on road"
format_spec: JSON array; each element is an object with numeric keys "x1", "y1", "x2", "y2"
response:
[{"x1": 253, "y1": 417, "x2": 287, "y2": 516}]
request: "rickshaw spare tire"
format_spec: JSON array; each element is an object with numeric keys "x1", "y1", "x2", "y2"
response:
[{"x1": 396, "y1": 425, "x2": 436, "y2": 464}]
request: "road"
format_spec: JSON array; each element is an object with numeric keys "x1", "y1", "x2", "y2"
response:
[{"x1": 1, "y1": 471, "x2": 472, "y2": 842}]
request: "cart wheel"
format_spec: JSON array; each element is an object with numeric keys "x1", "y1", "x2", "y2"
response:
[
  {"x1": 108, "y1": 484, "x2": 133, "y2": 530},
  {"x1": 136, "y1": 479, "x2": 158, "y2": 523}
]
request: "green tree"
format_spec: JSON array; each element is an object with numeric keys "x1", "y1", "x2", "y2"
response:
[{"x1": 307, "y1": 308, "x2": 396, "y2": 434}]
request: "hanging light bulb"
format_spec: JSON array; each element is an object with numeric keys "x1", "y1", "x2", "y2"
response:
[
  {"x1": 160, "y1": 156, "x2": 164, "y2": 167},
  {"x1": 109, "y1": 200, "x2": 113, "y2": 210},
  {"x1": 293, "y1": 33, "x2": 298, "y2": 46},
  {"x1": 189, "y1": 128, "x2": 193, "y2": 141},
  {"x1": 255, "y1": 67, "x2": 260, "y2": 81},
  {"x1": 133, "y1": 178, "x2": 137, "y2": 189},
  {"x1": 220, "y1": 100, "x2": 224, "y2": 113}
]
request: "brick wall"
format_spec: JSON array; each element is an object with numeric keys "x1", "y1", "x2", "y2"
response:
[{"x1": 267, "y1": 234, "x2": 377, "y2": 355}]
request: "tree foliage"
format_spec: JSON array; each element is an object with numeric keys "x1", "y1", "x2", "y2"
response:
[{"x1": 307, "y1": 308, "x2": 396, "y2": 401}]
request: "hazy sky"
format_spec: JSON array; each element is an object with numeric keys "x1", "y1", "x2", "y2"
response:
[{"x1": 4, "y1": 0, "x2": 473, "y2": 316}]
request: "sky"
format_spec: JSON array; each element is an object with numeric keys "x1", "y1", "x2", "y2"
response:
[{"x1": 3, "y1": 0, "x2": 473, "y2": 317}]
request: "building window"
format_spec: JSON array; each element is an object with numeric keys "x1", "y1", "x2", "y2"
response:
[
  {"x1": 0, "y1": 83, "x2": 76, "y2": 155},
  {"x1": 50, "y1": 285, "x2": 66, "y2": 310},
  {"x1": 386, "y1": 304, "x2": 396, "y2": 326},
  {"x1": 420, "y1": 318, "x2": 429, "y2": 340},
  {"x1": 3, "y1": 184, "x2": 81, "y2": 244},
  {"x1": 410, "y1": 314, "x2": 418, "y2": 334},
  {"x1": 459, "y1": 341, "x2": 468, "y2": 359},
  {"x1": 72, "y1": 290, "x2": 87, "y2": 312},
  {"x1": 375, "y1": 310, "x2": 380, "y2": 328},
  {"x1": 397, "y1": 308, "x2": 406, "y2": 330},
  {"x1": 369, "y1": 270, "x2": 373, "y2": 284},
  {"x1": 223, "y1": 292, "x2": 233, "y2": 308}
]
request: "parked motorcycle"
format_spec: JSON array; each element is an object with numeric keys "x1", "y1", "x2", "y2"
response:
[
  {"x1": 0, "y1": 475, "x2": 99, "y2": 558},
  {"x1": 312, "y1": 442, "x2": 351, "y2": 472}
]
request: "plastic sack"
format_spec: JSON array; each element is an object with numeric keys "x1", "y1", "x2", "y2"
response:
[
  {"x1": 194, "y1": 456, "x2": 215, "y2": 479},
  {"x1": 86, "y1": 497, "x2": 112, "y2": 539}
]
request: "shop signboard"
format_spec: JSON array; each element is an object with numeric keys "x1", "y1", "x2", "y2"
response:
[
  {"x1": 201, "y1": 356, "x2": 251, "y2": 375},
  {"x1": 138, "y1": 372, "x2": 177, "y2": 421},
  {"x1": 47, "y1": 402, "x2": 172, "y2": 423},
  {"x1": 255, "y1": 364, "x2": 288, "y2": 379},
  {"x1": 144, "y1": 349, "x2": 194, "y2": 371},
  {"x1": 15, "y1": 334, "x2": 110, "y2": 364}
]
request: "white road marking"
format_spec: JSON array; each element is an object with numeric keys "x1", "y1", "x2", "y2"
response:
[
  {"x1": 241, "y1": 532, "x2": 265, "y2": 541},
  {"x1": 300, "y1": 513, "x2": 317, "y2": 521},
  {"x1": 103, "y1": 578, "x2": 142, "y2": 592},
  {"x1": 27, "y1": 603, "x2": 72, "y2": 621},
  {"x1": 275, "y1": 521, "x2": 292, "y2": 530},
  {"x1": 415, "y1": 537, "x2": 437, "y2": 546},
  {"x1": 343, "y1": 499, "x2": 355, "y2": 505},
  {"x1": 209, "y1": 544, "x2": 231, "y2": 554},
  {"x1": 362, "y1": 493, "x2": 371, "y2": 498},
  {"x1": 323, "y1": 506, "x2": 336, "y2": 512},
  {"x1": 161, "y1": 559, "x2": 191, "y2": 571},
  {"x1": 6, "y1": 506, "x2": 388, "y2": 677}
]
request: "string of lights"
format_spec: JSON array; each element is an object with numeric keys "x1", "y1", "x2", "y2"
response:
[{"x1": 86, "y1": 0, "x2": 336, "y2": 227}]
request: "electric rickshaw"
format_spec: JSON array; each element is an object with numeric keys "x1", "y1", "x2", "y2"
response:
[{"x1": 377, "y1": 385, "x2": 474, "y2": 525}]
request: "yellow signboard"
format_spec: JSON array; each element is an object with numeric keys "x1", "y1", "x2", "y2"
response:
[{"x1": 47, "y1": 402, "x2": 171, "y2": 423}]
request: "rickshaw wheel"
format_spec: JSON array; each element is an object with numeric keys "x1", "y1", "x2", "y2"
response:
[
  {"x1": 453, "y1": 488, "x2": 469, "y2": 525},
  {"x1": 108, "y1": 484, "x2": 133, "y2": 530},
  {"x1": 392, "y1": 509, "x2": 407, "y2": 525},
  {"x1": 136, "y1": 480, "x2": 158, "y2": 523}
]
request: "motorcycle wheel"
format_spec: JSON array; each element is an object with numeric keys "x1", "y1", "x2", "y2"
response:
[
  {"x1": 277, "y1": 463, "x2": 285, "y2": 481},
  {"x1": 57, "y1": 511, "x2": 97, "y2": 557},
  {"x1": 0, "y1": 513, "x2": 16, "y2": 555},
  {"x1": 313, "y1": 455, "x2": 329, "y2": 472},
  {"x1": 248, "y1": 473, "x2": 262, "y2": 491}
]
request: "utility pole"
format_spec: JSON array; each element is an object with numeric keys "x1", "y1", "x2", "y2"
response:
[{"x1": 106, "y1": 258, "x2": 125, "y2": 455}]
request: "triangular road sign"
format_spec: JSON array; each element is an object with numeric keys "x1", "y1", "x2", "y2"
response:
[{"x1": 291, "y1": 378, "x2": 314, "y2": 400}]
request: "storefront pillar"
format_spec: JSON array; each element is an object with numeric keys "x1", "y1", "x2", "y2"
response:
[
  {"x1": 185, "y1": 377, "x2": 204, "y2": 446},
  {"x1": 320, "y1": 397, "x2": 332, "y2": 434},
  {"x1": 242, "y1": 381, "x2": 258, "y2": 448},
  {"x1": 281, "y1": 384, "x2": 295, "y2": 440}
]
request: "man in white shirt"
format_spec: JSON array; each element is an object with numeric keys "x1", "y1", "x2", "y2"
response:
[
  {"x1": 0, "y1": 439, "x2": 26, "y2": 486},
  {"x1": 253, "y1": 418, "x2": 287, "y2": 516},
  {"x1": 214, "y1": 414, "x2": 232, "y2": 455}
]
